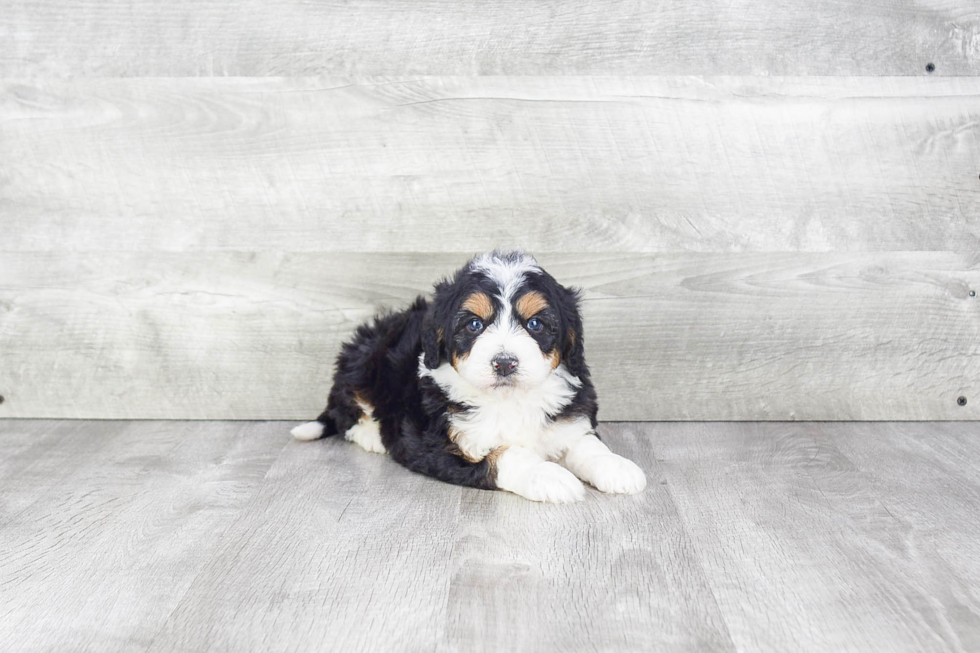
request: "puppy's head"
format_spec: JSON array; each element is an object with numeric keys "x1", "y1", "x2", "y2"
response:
[{"x1": 422, "y1": 252, "x2": 586, "y2": 390}]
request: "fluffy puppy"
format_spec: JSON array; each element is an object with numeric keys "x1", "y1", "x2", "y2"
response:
[{"x1": 291, "y1": 251, "x2": 646, "y2": 502}]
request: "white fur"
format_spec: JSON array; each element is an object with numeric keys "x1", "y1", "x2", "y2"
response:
[
  {"x1": 562, "y1": 434, "x2": 647, "y2": 494},
  {"x1": 469, "y1": 252, "x2": 540, "y2": 300},
  {"x1": 292, "y1": 400, "x2": 387, "y2": 454},
  {"x1": 345, "y1": 418, "x2": 387, "y2": 454},
  {"x1": 494, "y1": 446, "x2": 586, "y2": 503},
  {"x1": 421, "y1": 355, "x2": 586, "y2": 462},
  {"x1": 291, "y1": 421, "x2": 325, "y2": 441},
  {"x1": 345, "y1": 396, "x2": 387, "y2": 454}
]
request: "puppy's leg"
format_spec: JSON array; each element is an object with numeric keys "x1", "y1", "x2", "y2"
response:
[
  {"x1": 343, "y1": 394, "x2": 387, "y2": 454},
  {"x1": 344, "y1": 419, "x2": 387, "y2": 455},
  {"x1": 493, "y1": 446, "x2": 586, "y2": 503},
  {"x1": 387, "y1": 430, "x2": 583, "y2": 502},
  {"x1": 560, "y1": 433, "x2": 646, "y2": 495},
  {"x1": 344, "y1": 420, "x2": 386, "y2": 454}
]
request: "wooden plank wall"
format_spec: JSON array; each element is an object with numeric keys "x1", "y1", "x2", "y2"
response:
[{"x1": 1, "y1": 2, "x2": 978, "y2": 420}]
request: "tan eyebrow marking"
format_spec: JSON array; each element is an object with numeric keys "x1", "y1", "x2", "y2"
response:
[
  {"x1": 515, "y1": 290, "x2": 549, "y2": 320},
  {"x1": 461, "y1": 292, "x2": 494, "y2": 321}
]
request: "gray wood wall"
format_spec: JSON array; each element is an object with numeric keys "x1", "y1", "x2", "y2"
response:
[{"x1": 1, "y1": 2, "x2": 979, "y2": 420}]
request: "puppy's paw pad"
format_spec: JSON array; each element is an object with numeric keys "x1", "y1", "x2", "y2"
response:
[
  {"x1": 586, "y1": 455, "x2": 647, "y2": 494},
  {"x1": 291, "y1": 421, "x2": 325, "y2": 441},
  {"x1": 520, "y1": 462, "x2": 586, "y2": 503}
]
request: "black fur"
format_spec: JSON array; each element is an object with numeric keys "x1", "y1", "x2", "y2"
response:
[{"x1": 308, "y1": 253, "x2": 598, "y2": 490}]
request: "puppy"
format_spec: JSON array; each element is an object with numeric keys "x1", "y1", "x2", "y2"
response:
[{"x1": 291, "y1": 251, "x2": 646, "y2": 502}]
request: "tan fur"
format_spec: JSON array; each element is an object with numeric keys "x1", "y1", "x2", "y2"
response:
[
  {"x1": 447, "y1": 424, "x2": 462, "y2": 443},
  {"x1": 516, "y1": 291, "x2": 549, "y2": 320},
  {"x1": 547, "y1": 349, "x2": 561, "y2": 369},
  {"x1": 447, "y1": 426, "x2": 484, "y2": 463},
  {"x1": 462, "y1": 292, "x2": 494, "y2": 321},
  {"x1": 486, "y1": 445, "x2": 511, "y2": 485},
  {"x1": 353, "y1": 391, "x2": 374, "y2": 420}
]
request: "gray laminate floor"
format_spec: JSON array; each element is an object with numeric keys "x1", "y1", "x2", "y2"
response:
[{"x1": 1, "y1": 420, "x2": 979, "y2": 652}]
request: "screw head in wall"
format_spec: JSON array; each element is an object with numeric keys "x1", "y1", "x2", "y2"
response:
[
  {"x1": 926, "y1": 62, "x2": 936, "y2": 73},
  {"x1": 971, "y1": 290, "x2": 977, "y2": 297},
  {"x1": 0, "y1": 395, "x2": 4, "y2": 405},
  {"x1": 957, "y1": 396, "x2": 968, "y2": 406}
]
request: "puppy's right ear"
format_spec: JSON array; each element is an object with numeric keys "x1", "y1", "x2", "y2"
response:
[{"x1": 421, "y1": 284, "x2": 449, "y2": 369}]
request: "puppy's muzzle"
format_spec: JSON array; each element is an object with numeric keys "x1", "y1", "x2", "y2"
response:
[{"x1": 491, "y1": 353, "x2": 519, "y2": 377}]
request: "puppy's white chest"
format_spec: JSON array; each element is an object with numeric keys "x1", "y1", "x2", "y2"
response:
[
  {"x1": 421, "y1": 358, "x2": 587, "y2": 462},
  {"x1": 450, "y1": 398, "x2": 589, "y2": 462},
  {"x1": 451, "y1": 401, "x2": 548, "y2": 460}
]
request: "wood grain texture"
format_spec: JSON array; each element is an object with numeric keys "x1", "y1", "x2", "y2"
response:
[
  {"x1": 3, "y1": 76, "x2": 979, "y2": 253},
  {"x1": 0, "y1": 421, "x2": 285, "y2": 652},
  {"x1": 826, "y1": 422, "x2": 980, "y2": 652},
  {"x1": 0, "y1": 419, "x2": 133, "y2": 522},
  {"x1": 648, "y1": 421, "x2": 980, "y2": 653},
  {"x1": 146, "y1": 428, "x2": 465, "y2": 653},
  {"x1": 1, "y1": 251, "x2": 977, "y2": 420},
  {"x1": 3, "y1": 419, "x2": 980, "y2": 652},
  {"x1": 2, "y1": 1, "x2": 979, "y2": 76}
]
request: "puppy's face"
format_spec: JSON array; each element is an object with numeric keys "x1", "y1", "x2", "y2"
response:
[{"x1": 423, "y1": 253, "x2": 586, "y2": 391}]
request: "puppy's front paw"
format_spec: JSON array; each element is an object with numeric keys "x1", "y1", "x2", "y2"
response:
[
  {"x1": 581, "y1": 455, "x2": 647, "y2": 495},
  {"x1": 494, "y1": 447, "x2": 586, "y2": 503},
  {"x1": 516, "y1": 462, "x2": 587, "y2": 503}
]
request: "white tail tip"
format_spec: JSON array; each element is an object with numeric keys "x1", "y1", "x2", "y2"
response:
[{"x1": 291, "y1": 421, "x2": 325, "y2": 441}]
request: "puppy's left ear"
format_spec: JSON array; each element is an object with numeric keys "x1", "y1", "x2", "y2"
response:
[
  {"x1": 421, "y1": 283, "x2": 449, "y2": 369},
  {"x1": 560, "y1": 285, "x2": 588, "y2": 378}
]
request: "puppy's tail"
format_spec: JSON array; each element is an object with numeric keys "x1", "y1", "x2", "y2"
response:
[{"x1": 290, "y1": 414, "x2": 340, "y2": 441}]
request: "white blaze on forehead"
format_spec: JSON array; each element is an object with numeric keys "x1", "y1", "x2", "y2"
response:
[{"x1": 469, "y1": 252, "x2": 540, "y2": 306}]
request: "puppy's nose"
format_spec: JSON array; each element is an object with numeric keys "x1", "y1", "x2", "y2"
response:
[{"x1": 491, "y1": 354, "x2": 519, "y2": 377}]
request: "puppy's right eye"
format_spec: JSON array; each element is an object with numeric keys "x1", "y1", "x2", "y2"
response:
[{"x1": 467, "y1": 318, "x2": 484, "y2": 332}]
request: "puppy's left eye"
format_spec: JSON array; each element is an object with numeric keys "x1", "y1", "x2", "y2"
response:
[
  {"x1": 526, "y1": 317, "x2": 543, "y2": 332},
  {"x1": 467, "y1": 318, "x2": 484, "y2": 332}
]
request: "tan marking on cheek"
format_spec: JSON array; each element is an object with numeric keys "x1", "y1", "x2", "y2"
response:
[
  {"x1": 452, "y1": 348, "x2": 470, "y2": 371},
  {"x1": 547, "y1": 349, "x2": 561, "y2": 369},
  {"x1": 461, "y1": 292, "x2": 494, "y2": 321},
  {"x1": 516, "y1": 291, "x2": 549, "y2": 321}
]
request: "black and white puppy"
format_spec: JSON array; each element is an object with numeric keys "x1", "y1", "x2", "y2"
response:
[{"x1": 291, "y1": 251, "x2": 646, "y2": 502}]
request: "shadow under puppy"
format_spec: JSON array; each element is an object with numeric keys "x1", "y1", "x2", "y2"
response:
[{"x1": 291, "y1": 251, "x2": 646, "y2": 502}]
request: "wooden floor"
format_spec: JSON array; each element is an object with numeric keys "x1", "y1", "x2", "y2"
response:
[{"x1": 2, "y1": 420, "x2": 979, "y2": 652}]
